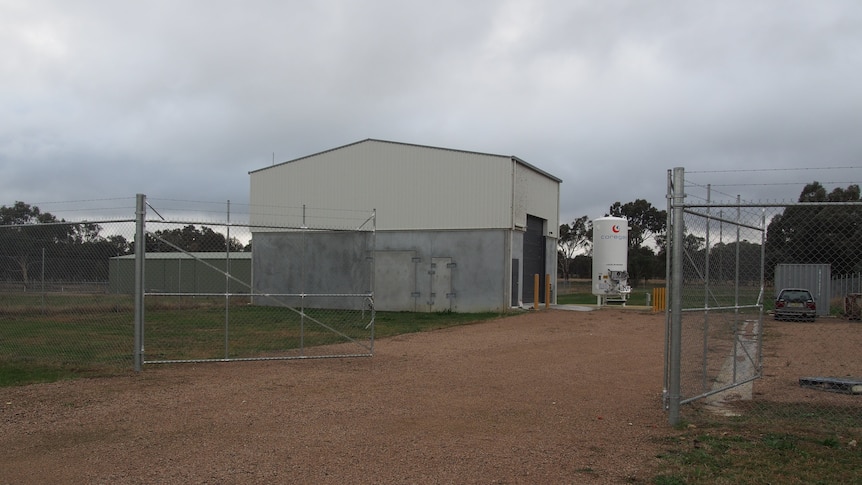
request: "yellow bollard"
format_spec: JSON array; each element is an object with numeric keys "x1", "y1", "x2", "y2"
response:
[
  {"x1": 652, "y1": 287, "x2": 667, "y2": 312},
  {"x1": 533, "y1": 274, "x2": 540, "y2": 310}
]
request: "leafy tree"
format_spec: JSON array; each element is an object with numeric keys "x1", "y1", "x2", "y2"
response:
[
  {"x1": 570, "y1": 254, "x2": 592, "y2": 278},
  {"x1": 0, "y1": 202, "x2": 83, "y2": 285},
  {"x1": 766, "y1": 182, "x2": 862, "y2": 276},
  {"x1": 709, "y1": 240, "x2": 763, "y2": 284},
  {"x1": 558, "y1": 216, "x2": 591, "y2": 281},
  {"x1": 0, "y1": 202, "x2": 138, "y2": 285},
  {"x1": 628, "y1": 245, "x2": 660, "y2": 284},
  {"x1": 1, "y1": 203, "x2": 252, "y2": 287},
  {"x1": 683, "y1": 233, "x2": 705, "y2": 254},
  {"x1": 147, "y1": 225, "x2": 245, "y2": 252},
  {"x1": 607, "y1": 199, "x2": 667, "y2": 250},
  {"x1": 106, "y1": 235, "x2": 133, "y2": 255},
  {"x1": 605, "y1": 199, "x2": 668, "y2": 283}
]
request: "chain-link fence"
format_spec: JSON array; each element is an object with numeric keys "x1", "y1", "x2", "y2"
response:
[
  {"x1": 138, "y1": 195, "x2": 375, "y2": 367},
  {"x1": 665, "y1": 167, "x2": 862, "y2": 427},
  {"x1": 1, "y1": 217, "x2": 138, "y2": 374},
  {"x1": 0, "y1": 196, "x2": 375, "y2": 375}
]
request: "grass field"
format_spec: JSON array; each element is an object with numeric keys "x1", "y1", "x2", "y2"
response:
[
  {"x1": 0, "y1": 281, "x2": 751, "y2": 386},
  {"x1": 0, "y1": 279, "x2": 846, "y2": 386},
  {"x1": 0, "y1": 292, "x2": 509, "y2": 386},
  {"x1": 556, "y1": 279, "x2": 661, "y2": 306},
  {"x1": 560, "y1": 278, "x2": 851, "y2": 317},
  {"x1": 653, "y1": 402, "x2": 862, "y2": 484}
]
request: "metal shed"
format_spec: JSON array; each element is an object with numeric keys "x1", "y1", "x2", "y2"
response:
[
  {"x1": 248, "y1": 139, "x2": 561, "y2": 312},
  {"x1": 774, "y1": 263, "x2": 831, "y2": 317},
  {"x1": 109, "y1": 252, "x2": 251, "y2": 294}
]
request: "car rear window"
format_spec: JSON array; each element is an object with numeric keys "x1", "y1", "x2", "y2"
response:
[{"x1": 780, "y1": 290, "x2": 812, "y2": 302}]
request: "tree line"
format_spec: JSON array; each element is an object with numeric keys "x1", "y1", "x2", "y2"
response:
[
  {"x1": 559, "y1": 181, "x2": 862, "y2": 286},
  {"x1": 0, "y1": 201, "x2": 247, "y2": 286},
  {"x1": 3, "y1": 180, "x2": 860, "y2": 287},
  {"x1": 558, "y1": 199, "x2": 667, "y2": 284}
]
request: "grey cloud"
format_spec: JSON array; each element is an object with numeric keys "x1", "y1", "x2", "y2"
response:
[{"x1": 1, "y1": 0, "x2": 860, "y2": 226}]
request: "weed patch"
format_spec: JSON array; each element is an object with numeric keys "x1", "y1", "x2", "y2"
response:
[{"x1": 653, "y1": 402, "x2": 862, "y2": 484}]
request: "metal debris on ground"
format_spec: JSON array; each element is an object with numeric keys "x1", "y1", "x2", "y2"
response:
[{"x1": 799, "y1": 377, "x2": 862, "y2": 395}]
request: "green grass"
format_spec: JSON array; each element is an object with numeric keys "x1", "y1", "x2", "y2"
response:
[
  {"x1": 0, "y1": 293, "x2": 509, "y2": 386},
  {"x1": 373, "y1": 310, "x2": 507, "y2": 337},
  {"x1": 556, "y1": 279, "x2": 662, "y2": 306},
  {"x1": 652, "y1": 402, "x2": 862, "y2": 484},
  {"x1": 556, "y1": 292, "x2": 598, "y2": 305},
  {"x1": 0, "y1": 361, "x2": 83, "y2": 387},
  {"x1": 0, "y1": 281, "x2": 667, "y2": 384}
]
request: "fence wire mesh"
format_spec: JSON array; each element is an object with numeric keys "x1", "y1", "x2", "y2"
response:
[
  {"x1": 666, "y1": 168, "x2": 862, "y2": 430},
  {"x1": 1, "y1": 218, "x2": 138, "y2": 374},
  {"x1": 0, "y1": 197, "x2": 375, "y2": 376},
  {"x1": 675, "y1": 204, "x2": 765, "y2": 410}
]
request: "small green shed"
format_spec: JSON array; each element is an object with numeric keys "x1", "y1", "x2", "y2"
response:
[{"x1": 108, "y1": 252, "x2": 252, "y2": 294}]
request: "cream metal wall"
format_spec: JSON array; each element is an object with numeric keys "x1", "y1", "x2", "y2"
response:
[
  {"x1": 250, "y1": 140, "x2": 521, "y2": 231},
  {"x1": 513, "y1": 160, "x2": 559, "y2": 237},
  {"x1": 248, "y1": 139, "x2": 561, "y2": 310},
  {"x1": 251, "y1": 140, "x2": 511, "y2": 230}
]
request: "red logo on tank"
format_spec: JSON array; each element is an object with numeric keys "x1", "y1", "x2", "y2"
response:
[{"x1": 612, "y1": 225, "x2": 621, "y2": 233}]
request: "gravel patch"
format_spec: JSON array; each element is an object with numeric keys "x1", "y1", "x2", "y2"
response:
[{"x1": 2, "y1": 308, "x2": 673, "y2": 484}]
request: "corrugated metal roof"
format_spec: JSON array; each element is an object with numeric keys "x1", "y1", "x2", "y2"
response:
[{"x1": 249, "y1": 138, "x2": 562, "y2": 183}]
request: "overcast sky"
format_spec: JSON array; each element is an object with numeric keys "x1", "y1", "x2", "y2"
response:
[{"x1": 2, "y1": 0, "x2": 861, "y2": 225}]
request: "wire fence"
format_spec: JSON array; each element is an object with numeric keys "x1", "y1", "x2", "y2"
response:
[
  {"x1": 0, "y1": 196, "x2": 376, "y2": 375},
  {"x1": 665, "y1": 167, "x2": 862, "y2": 427},
  {"x1": 1, "y1": 218, "x2": 138, "y2": 373}
]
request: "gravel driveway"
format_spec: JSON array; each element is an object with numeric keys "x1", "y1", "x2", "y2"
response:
[{"x1": 2, "y1": 308, "x2": 672, "y2": 484}]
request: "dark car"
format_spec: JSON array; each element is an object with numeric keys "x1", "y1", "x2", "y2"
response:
[{"x1": 774, "y1": 288, "x2": 816, "y2": 321}]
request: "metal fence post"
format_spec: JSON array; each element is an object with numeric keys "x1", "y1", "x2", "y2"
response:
[
  {"x1": 224, "y1": 199, "x2": 230, "y2": 360},
  {"x1": 669, "y1": 168, "x2": 685, "y2": 425},
  {"x1": 663, "y1": 170, "x2": 673, "y2": 409},
  {"x1": 134, "y1": 193, "x2": 146, "y2": 372}
]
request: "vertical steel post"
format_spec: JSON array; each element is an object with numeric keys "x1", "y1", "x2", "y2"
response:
[
  {"x1": 41, "y1": 248, "x2": 45, "y2": 315},
  {"x1": 734, "y1": 195, "x2": 742, "y2": 309},
  {"x1": 669, "y1": 168, "x2": 685, "y2": 425},
  {"x1": 369, "y1": 209, "x2": 376, "y2": 354},
  {"x1": 663, "y1": 170, "x2": 673, "y2": 408},
  {"x1": 300, "y1": 215, "x2": 306, "y2": 354},
  {"x1": 702, "y1": 185, "x2": 711, "y2": 392},
  {"x1": 224, "y1": 200, "x2": 230, "y2": 360},
  {"x1": 757, "y1": 209, "x2": 767, "y2": 375},
  {"x1": 732, "y1": 195, "x2": 741, "y2": 382},
  {"x1": 134, "y1": 194, "x2": 146, "y2": 372}
]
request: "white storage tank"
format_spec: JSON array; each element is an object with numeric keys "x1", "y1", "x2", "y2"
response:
[{"x1": 592, "y1": 216, "x2": 631, "y2": 303}]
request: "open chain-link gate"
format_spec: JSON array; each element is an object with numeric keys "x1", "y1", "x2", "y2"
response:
[
  {"x1": 664, "y1": 168, "x2": 766, "y2": 423},
  {"x1": 664, "y1": 167, "x2": 862, "y2": 424}
]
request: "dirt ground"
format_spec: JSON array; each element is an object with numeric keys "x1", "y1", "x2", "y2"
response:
[{"x1": 0, "y1": 308, "x2": 707, "y2": 483}]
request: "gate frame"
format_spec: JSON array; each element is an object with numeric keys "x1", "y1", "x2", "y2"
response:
[
  {"x1": 665, "y1": 168, "x2": 769, "y2": 424},
  {"x1": 133, "y1": 194, "x2": 376, "y2": 371},
  {"x1": 664, "y1": 168, "x2": 862, "y2": 424}
]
